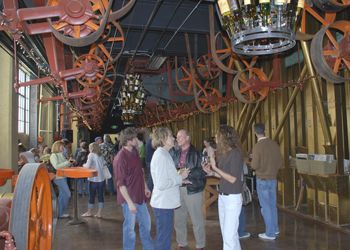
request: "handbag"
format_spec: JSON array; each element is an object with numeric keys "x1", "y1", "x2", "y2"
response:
[
  {"x1": 242, "y1": 182, "x2": 252, "y2": 206},
  {"x1": 103, "y1": 165, "x2": 112, "y2": 179}
]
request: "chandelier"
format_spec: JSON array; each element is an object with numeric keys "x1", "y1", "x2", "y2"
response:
[
  {"x1": 216, "y1": 0, "x2": 304, "y2": 56},
  {"x1": 119, "y1": 73, "x2": 147, "y2": 124}
]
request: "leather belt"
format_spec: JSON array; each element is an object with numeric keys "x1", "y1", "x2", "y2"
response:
[{"x1": 219, "y1": 192, "x2": 230, "y2": 196}]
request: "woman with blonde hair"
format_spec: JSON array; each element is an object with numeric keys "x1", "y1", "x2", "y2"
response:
[
  {"x1": 203, "y1": 125, "x2": 244, "y2": 250},
  {"x1": 50, "y1": 140, "x2": 73, "y2": 218},
  {"x1": 82, "y1": 142, "x2": 107, "y2": 218},
  {"x1": 150, "y1": 127, "x2": 189, "y2": 250}
]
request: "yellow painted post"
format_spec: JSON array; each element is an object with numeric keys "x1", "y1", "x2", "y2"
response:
[{"x1": 0, "y1": 47, "x2": 17, "y2": 192}]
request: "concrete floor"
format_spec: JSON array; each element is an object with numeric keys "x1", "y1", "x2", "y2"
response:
[{"x1": 53, "y1": 195, "x2": 350, "y2": 250}]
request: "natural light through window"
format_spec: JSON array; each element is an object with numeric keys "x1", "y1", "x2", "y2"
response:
[{"x1": 18, "y1": 68, "x2": 30, "y2": 134}]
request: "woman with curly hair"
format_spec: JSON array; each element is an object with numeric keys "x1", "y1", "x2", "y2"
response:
[{"x1": 203, "y1": 125, "x2": 244, "y2": 250}]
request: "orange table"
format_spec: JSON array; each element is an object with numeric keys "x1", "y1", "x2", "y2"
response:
[
  {"x1": 57, "y1": 167, "x2": 97, "y2": 225},
  {"x1": 0, "y1": 169, "x2": 15, "y2": 186}
]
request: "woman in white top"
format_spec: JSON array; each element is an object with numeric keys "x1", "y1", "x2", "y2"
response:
[
  {"x1": 150, "y1": 127, "x2": 189, "y2": 250},
  {"x1": 82, "y1": 142, "x2": 107, "y2": 218}
]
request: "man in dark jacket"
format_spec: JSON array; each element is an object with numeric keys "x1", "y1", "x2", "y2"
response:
[{"x1": 170, "y1": 129, "x2": 206, "y2": 250}]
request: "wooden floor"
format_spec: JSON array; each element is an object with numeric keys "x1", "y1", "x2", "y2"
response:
[{"x1": 53, "y1": 194, "x2": 350, "y2": 250}]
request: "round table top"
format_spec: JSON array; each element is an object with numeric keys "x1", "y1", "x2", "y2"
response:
[{"x1": 57, "y1": 167, "x2": 97, "y2": 178}]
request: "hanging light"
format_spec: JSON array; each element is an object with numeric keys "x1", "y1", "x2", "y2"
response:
[
  {"x1": 119, "y1": 73, "x2": 147, "y2": 124},
  {"x1": 216, "y1": 0, "x2": 304, "y2": 55}
]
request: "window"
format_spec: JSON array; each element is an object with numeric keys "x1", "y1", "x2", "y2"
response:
[{"x1": 18, "y1": 69, "x2": 31, "y2": 134}]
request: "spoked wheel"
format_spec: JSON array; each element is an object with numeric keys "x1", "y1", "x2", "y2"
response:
[
  {"x1": 233, "y1": 68, "x2": 269, "y2": 103},
  {"x1": 195, "y1": 53, "x2": 221, "y2": 81},
  {"x1": 175, "y1": 57, "x2": 194, "y2": 95},
  {"x1": 74, "y1": 54, "x2": 106, "y2": 88},
  {"x1": 195, "y1": 87, "x2": 222, "y2": 113},
  {"x1": 80, "y1": 86, "x2": 102, "y2": 104},
  {"x1": 89, "y1": 21, "x2": 125, "y2": 64},
  {"x1": 212, "y1": 32, "x2": 240, "y2": 74},
  {"x1": 213, "y1": 32, "x2": 258, "y2": 74},
  {"x1": 9, "y1": 163, "x2": 54, "y2": 250},
  {"x1": 99, "y1": 63, "x2": 116, "y2": 97},
  {"x1": 310, "y1": 20, "x2": 350, "y2": 83},
  {"x1": 47, "y1": 0, "x2": 113, "y2": 47}
]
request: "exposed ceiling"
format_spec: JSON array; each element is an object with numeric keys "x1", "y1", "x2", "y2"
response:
[
  {"x1": 2, "y1": 0, "x2": 349, "y2": 134},
  {"x1": 1, "y1": 0, "x2": 222, "y2": 133},
  {"x1": 102, "y1": 0, "x2": 221, "y2": 132}
]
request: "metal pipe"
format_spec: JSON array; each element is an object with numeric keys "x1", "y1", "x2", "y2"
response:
[
  {"x1": 16, "y1": 76, "x2": 55, "y2": 88},
  {"x1": 301, "y1": 41, "x2": 332, "y2": 145},
  {"x1": 17, "y1": 6, "x2": 62, "y2": 21},
  {"x1": 273, "y1": 65, "x2": 307, "y2": 141},
  {"x1": 163, "y1": 0, "x2": 203, "y2": 50},
  {"x1": 38, "y1": 83, "x2": 43, "y2": 139},
  {"x1": 151, "y1": 0, "x2": 184, "y2": 54},
  {"x1": 247, "y1": 101, "x2": 263, "y2": 133},
  {"x1": 131, "y1": 0, "x2": 164, "y2": 60}
]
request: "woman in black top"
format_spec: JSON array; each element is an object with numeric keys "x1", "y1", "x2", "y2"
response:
[{"x1": 203, "y1": 125, "x2": 244, "y2": 250}]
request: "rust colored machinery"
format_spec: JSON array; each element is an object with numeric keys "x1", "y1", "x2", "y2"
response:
[
  {"x1": 0, "y1": 0, "x2": 132, "y2": 131},
  {"x1": 310, "y1": 21, "x2": 350, "y2": 83},
  {"x1": 0, "y1": 164, "x2": 56, "y2": 250}
]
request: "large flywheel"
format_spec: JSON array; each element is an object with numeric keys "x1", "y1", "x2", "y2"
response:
[{"x1": 9, "y1": 163, "x2": 55, "y2": 250}]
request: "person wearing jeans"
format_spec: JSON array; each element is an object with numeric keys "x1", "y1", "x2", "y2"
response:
[
  {"x1": 53, "y1": 178, "x2": 71, "y2": 217},
  {"x1": 251, "y1": 123, "x2": 283, "y2": 240},
  {"x1": 238, "y1": 206, "x2": 250, "y2": 239},
  {"x1": 121, "y1": 203, "x2": 154, "y2": 250},
  {"x1": 82, "y1": 142, "x2": 107, "y2": 218},
  {"x1": 114, "y1": 127, "x2": 154, "y2": 250},
  {"x1": 50, "y1": 140, "x2": 72, "y2": 218},
  {"x1": 150, "y1": 127, "x2": 189, "y2": 250},
  {"x1": 256, "y1": 179, "x2": 279, "y2": 237}
]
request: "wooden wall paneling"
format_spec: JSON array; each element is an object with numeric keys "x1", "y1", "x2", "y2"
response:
[
  {"x1": 326, "y1": 79, "x2": 337, "y2": 147},
  {"x1": 301, "y1": 41, "x2": 332, "y2": 148},
  {"x1": 344, "y1": 73, "x2": 350, "y2": 160},
  {"x1": 236, "y1": 103, "x2": 248, "y2": 132},
  {"x1": 282, "y1": 87, "x2": 291, "y2": 163},
  {"x1": 334, "y1": 84, "x2": 344, "y2": 174},
  {"x1": 273, "y1": 65, "x2": 307, "y2": 143},
  {"x1": 275, "y1": 91, "x2": 280, "y2": 137},
  {"x1": 304, "y1": 78, "x2": 315, "y2": 153},
  {"x1": 267, "y1": 93, "x2": 272, "y2": 137},
  {"x1": 230, "y1": 102, "x2": 235, "y2": 127},
  {"x1": 240, "y1": 104, "x2": 253, "y2": 143},
  {"x1": 220, "y1": 106, "x2": 227, "y2": 125}
]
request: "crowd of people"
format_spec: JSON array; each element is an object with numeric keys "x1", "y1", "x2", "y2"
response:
[
  {"x1": 113, "y1": 124, "x2": 283, "y2": 250},
  {"x1": 17, "y1": 122, "x2": 283, "y2": 250}
]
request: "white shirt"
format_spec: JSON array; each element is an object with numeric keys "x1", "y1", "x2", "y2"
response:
[
  {"x1": 83, "y1": 153, "x2": 106, "y2": 182},
  {"x1": 150, "y1": 147, "x2": 182, "y2": 209}
]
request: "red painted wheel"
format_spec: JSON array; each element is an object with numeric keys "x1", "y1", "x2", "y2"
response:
[
  {"x1": 233, "y1": 68, "x2": 269, "y2": 103},
  {"x1": 311, "y1": 20, "x2": 350, "y2": 83},
  {"x1": 89, "y1": 21, "x2": 125, "y2": 63},
  {"x1": 80, "y1": 86, "x2": 101, "y2": 104},
  {"x1": 195, "y1": 87, "x2": 222, "y2": 113},
  {"x1": 48, "y1": 0, "x2": 109, "y2": 39},
  {"x1": 175, "y1": 57, "x2": 194, "y2": 95},
  {"x1": 195, "y1": 53, "x2": 221, "y2": 81},
  {"x1": 74, "y1": 54, "x2": 106, "y2": 87}
]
